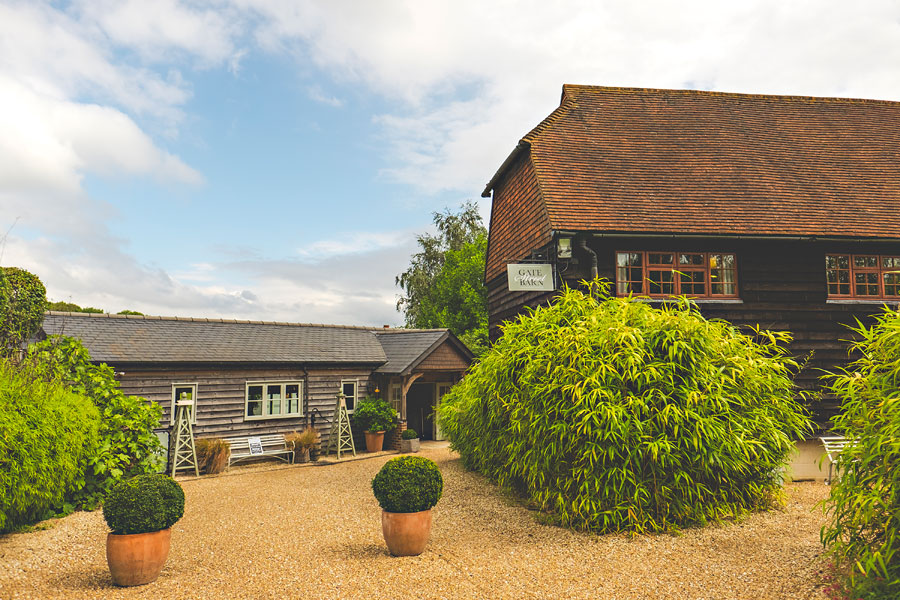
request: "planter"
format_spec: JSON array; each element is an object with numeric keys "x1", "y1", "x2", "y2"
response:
[
  {"x1": 364, "y1": 430, "x2": 386, "y2": 452},
  {"x1": 381, "y1": 509, "x2": 432, "y2": 556},
  {"x1": 294, "y1": 447, "x2": 310, "y2": 463},
  {"x1": 106, "y1": 528, "x2": 172, "y2": 586},
  {"x1": 400, "y1": 438, "x2": 420, "y2": 453}
]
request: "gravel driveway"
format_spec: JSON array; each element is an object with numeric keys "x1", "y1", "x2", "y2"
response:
[{"x1": 1, "y1": 443, "x2": 829, "y2": 599}]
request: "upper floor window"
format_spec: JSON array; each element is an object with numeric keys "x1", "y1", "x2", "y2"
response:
[
  {"x1": 826, "y1": 254, "x2": 900, "y2": 299},
  {"x1": 616, "y1": 252, "x2": 738, "y2": 299}
]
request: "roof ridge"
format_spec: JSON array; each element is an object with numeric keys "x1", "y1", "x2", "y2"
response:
[
  {"x1": 44, "y1": 311, "x2": 406, "y2": 331},
  {"x1": 561, "y1": 83, "x2": 900, "y2": 106}
]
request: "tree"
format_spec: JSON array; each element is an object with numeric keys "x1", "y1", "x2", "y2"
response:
[
  {"x1": 47, "y1": 301, "x2": 103, "y2": 313},
  {"x1": 396, "y1": 202, "x2": 489, "y2": 356},
  {"x1": 0, "y1": 267, "x2": 47, "y2": 359}
]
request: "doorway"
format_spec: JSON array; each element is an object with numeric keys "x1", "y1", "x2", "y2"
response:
[{"x1": 406, "y1": 383, "x2": 434, "y2": 441}]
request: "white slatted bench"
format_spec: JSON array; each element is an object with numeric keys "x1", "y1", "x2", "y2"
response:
[
  {"x1": 225, "y1": 434, "x2": 294, "y2": 467},
  {"x1": 820, "y1": 436, "x2": 853, "y2": 484}
]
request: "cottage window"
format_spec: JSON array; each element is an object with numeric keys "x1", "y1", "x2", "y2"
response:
[
  {"x1": 616, "y1": 252, "x2": 738, "y2": 298},
  {"x1": 245, "y1": 381, "x2": 303, "y2": 420},
  {"x1": 341, "y1": 380, "x2": 357, "y2": 413},
  {"x1": 826, "y1": 254, "x2": 900, "y2": 299},
  {"x1": 172, "y1": 383, "x2": 198, "y2": 425},
  {"x1": 389, "y1": 383, "x2": 402, "y2": 415}
]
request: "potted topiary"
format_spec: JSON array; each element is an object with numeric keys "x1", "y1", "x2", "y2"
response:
[
  {"x1": 400, "y1": 428, "x2": 420, "y2": 453},
  {"x1": 371, "y1": 456, "x2": 442, "y2": 556},
  {"x1": 102, "y1": 474, "x2": 185, "y2": 586},
  {"x1": 286, "y1": 427, "x2": 318, "y2": 463},
  {"x1": 352, "y1": 396, "x2": 398, "y2": 452}
]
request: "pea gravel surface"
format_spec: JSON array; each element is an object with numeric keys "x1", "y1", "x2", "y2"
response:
[{"x1": 1, "y1": 443, "x2": 830, "y2": 600}]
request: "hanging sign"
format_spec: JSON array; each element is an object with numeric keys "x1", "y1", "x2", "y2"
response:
[
  {"x1": 507, "y1": 264, "x2": 554, "y2": 291},
  {"x1": 248, "y1": 437, "x2": 264, "y2": 455}
]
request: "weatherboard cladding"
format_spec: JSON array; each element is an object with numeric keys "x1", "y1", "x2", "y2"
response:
[
  {"x1": 483, "y1": 85, "x2": 900, "y2": 281},
  {"x1": 373, "y1": 330, "x2": 448, "y2": 374},
  {"x1": 41, "y1": 313, "x2": 386, "y2": 364}
]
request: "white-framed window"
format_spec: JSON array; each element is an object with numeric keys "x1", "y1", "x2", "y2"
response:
[
  {"x1": 172, "y1": 383, "x2": 198, "y2": 425},
  {"x1": 389, "y1": 383, "x2": 402, "y2": 415},
  {"x1": 341, "y1": 380, "x2": 358, "y2": 413},
  {"x1": 246, "y1": 381, "x2": 303, "y2": 420}
]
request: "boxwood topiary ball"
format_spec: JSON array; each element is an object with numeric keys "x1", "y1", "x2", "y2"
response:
[
  {"x1": 372, "y1": 456, "x2": 442, "y2": 513},
  {"x1": 401, "y1": 428, "x2": 418, "y2": 440},
  {"x1": 102, "y1": 474, "x2": 185, "y2": 535}
]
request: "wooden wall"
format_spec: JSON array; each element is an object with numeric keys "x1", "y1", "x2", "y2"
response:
[
  {"x1": 116, "y1": 363, "x2": 375, "y2": 446},
  {"x1": 487, "y1": 235, "x2": 900, "y2": 429}
]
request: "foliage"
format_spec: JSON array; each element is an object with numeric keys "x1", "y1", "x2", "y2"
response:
[
  {"x1": 116, "y1": 310, "x2": 143, "y2": 316},
  {"x1": 28, "y1": 336, "x2": 163, "y2": 507},
  {"x1": 0, "y1": 267, "x2": 47, "y2": 358},
  {"x1": 372, "y1": 456, "x2": 443, "y2": 513},
  {"x1": 47, "y1": 301, "x2": 104, "y2": 313},
  {"x1": 196, "y1": 438, "x2": 230, "y2": 475},
  {"x1": 438, "y1": 282, "x2": 812, "y2": 533},
  {"x1": 0, "y1": 359, "x2": 100, "y2": 532},
  {"x1": 821, "y1": 307, "x2": 900, "y2": 599},
  {"x1": 102, "y1": 474, "x2": 185, "y2": 535},
  {"x1": 353, "y1": 396, "x2": 398, "y2": 432},
  {"x1": 286, "y1": 428, "x2": 319, "y2": 451},
  {"x1": 396, "y1": 201, "x2": 489, "y2": 357},
  {"x1": 401, "y1": 428, "x2": 419, "y2": 440}
]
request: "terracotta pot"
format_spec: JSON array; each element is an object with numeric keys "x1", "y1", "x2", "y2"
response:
[
  {"x1": 381, "y1": 509, "x2": 432, "y2": 556},
  {"x1": 364, "y1": 430, "x2": 386, "y2": 452},
  {"x1": 106, "y1": 528, "x2": 172, "y2": 586}
]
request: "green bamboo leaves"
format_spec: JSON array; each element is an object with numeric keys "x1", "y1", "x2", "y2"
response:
[
  {"x1": 822, "y1": 308, "x2": 900, "y2": 599},
  {"x1": 438, "y1": 283, "x2": 811, "y2": 533}
]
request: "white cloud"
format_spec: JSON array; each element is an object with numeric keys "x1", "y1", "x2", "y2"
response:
[{"x1": 306, "y1": 84, "x2": 343, "y2": 107}]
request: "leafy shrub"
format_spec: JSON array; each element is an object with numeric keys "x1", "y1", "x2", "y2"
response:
[
  {"x1": 102, "y1": 474, "x2": 185, "y2": 535},
  {"x1": 28, "y1": 336, "x2": 163, "y2": 507},
  {"x1": 438, "y1": 283, "x2": 811, "y2": 533},
  {"x1": 0, "y1": 360, "x2": 100, "y2": 531},
  {"x1": 353, "y1": 396, "x2": 398, "y2": 432},
  {"x1": 821, "y1": 308, "x2": 900, "y2": 599},
  {"x1": 401, "y1": 428, "x2": 419, "y2": 440},
  {"x1": 0, "y1": 267, "x2": 47, "y2": 359},
  {"x1": 196, "y1": 438, "x2": 230, "y2": 475},
  {"x1": 372, "y1": 456, "x2": 443, "y2": 513}
]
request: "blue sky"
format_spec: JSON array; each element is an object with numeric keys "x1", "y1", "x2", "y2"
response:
[{"x1": 3, "y1": 1, "x2": 900, "y2": 326}]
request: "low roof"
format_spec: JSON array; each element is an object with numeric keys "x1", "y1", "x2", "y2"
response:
[
  {"x1": 40, "y1": 312, "x2": 473, "y2": 370},
  {"x1": 374, "y1": 330, "x2": 473, "y2": 376},
  {"x1": 483, "y1": 85, "x2": 900, "y2": 240}
]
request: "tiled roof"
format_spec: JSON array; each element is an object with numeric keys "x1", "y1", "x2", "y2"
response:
[
  {"x1": 374, "y1": 330, "x2": 449, "y2": 375},
  {"x1": 483, "y1": 85, "x2": 900, "y2": 239},
  {"x1": 41, "y1": 312, "x2": 387, "y2": 364}
]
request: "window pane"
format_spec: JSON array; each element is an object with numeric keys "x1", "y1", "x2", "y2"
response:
[
  {"x1": 343, "y1": 382, "x2": 356, "y2": 411},
  {"x1": 679, "y1": 253, "x2": 703, "y2": 266},
  {"x1": 709, "y1": 254, "x2": 736, "y2": 296},
  {"x1": 616, "y1": 252, "x2": 642, "y2": 267},
  {"x1": 174, "y1": 387, "x2": 193, "y2": 402},
  {"x1": 679, "y1": 270, "x2": 705, "y2": 295},
  {"x1": 883, "y1": 257, "x2": 900, "y2": 269},
  {"x1": 248, "y1": 385, "x2": 263, "y2": 417},
  {"x1": 854, "y1": 255, "x2": 878, "y2": 269},
  {"x1": 885, "y1": 273, "x2": 900, "y2": 297},
  {"x1": 648, "y1": 253, "x2": 674, "y2": 265},
  {"x1": 286, "y1": 384, "x2": 300, "y2": 414},
  {"x1": 647, "y1": 269, "x2": 674, "y2": 295},
  {"x1": 267, "y1": 384, "x2": 282, "y2": 415},
  {"x1": 855, "y1": 272, "x2": 879, "y2": 296}
]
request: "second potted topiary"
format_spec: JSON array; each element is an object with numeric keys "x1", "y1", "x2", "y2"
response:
[
  {"x1": 372, "y1": 456, "x2": 442, "y2": 556},
  {"x1": 400, "y1": 428, "x2": 420, "y2": 453},
  {"x1": 102, "y1": 474, "x2": 185, "y2": 586},
  {"x1": 353, "y1": 396, "x2": 398, "y2": 452}
]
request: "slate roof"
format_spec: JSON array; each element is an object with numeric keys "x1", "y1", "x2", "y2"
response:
[
  {"x1": 483, "y1": 85, "x2": 900, "y2": 239},
  {"x1": 374, "y1": 330, "x2": 466, "y2": 375},
  {"x1": 41, "y1": 312, "x2": 387, "y2": 364}
]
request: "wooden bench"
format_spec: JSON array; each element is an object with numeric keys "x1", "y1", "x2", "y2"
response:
[
  {"x1": 820, "y1": 436, "x2": 853, "y2": 484},
  {"x1": 224, "y1": 434, "x2": 294, "y2": 467}
]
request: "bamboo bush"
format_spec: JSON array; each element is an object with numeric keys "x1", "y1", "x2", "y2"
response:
[
  {"x1": 821, "y1": 308, "x2": 900, "y2": 600},
  {"x1": 438, "y1": 282, "x2": 811, "y2": 533}
]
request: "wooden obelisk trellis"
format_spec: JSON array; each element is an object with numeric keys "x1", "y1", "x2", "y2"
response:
[
  {"x1": 171, "y1": 397, "x2": 199, "y2": 477},
  {"x1": 326, "y1": 392, "x2": 356, "y2": 459}
]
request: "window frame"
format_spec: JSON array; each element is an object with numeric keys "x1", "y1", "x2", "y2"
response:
[
  {"x1": 615, "y1": 251, "x2": 740, "y2": 299},
  {"x1": 826, "y1": 254, "x2": 900, "y2": 300},
  {"x1": 172, "y1": 383, "x2": 198, "y2": 425},
  {"x1": 244, "y1": 380, "x2": 304, "y2": 421},
  {"x1": 388, "y1": 382, "x2": 402, "y2": 417},
  {"x1": 341, "y1": 379, "x2": 358, "y2": 414}
]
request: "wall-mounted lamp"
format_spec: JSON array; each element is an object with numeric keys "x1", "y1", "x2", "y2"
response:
[{"x1": 557, "y1": 237, "x2": 573, "y2": 259}]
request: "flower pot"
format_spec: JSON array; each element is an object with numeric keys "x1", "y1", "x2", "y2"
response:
[
  {"x1": 364, "y1": 430, "x2": 386, "y2": 452},
  {"x1": 381, "y1": 509, "x2": 432, "y2": 556},
  {"x1": 106, "y1": 528, "x2": 172, "y2": 586},
  {"x1": 400, "y1": 438, "x2": 420, "y2": 453},
  {"x1": 294, "y1": 447, "x2": 310, "y2": 463}
]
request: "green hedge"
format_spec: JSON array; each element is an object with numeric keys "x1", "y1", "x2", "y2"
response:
[
  {"x1": 372, "y1": 456, "x2": 443, "y2": 513},
  {"x1": 822, "y1": 308, "x2": 900, "y2": 600},
  {"x1": 438, "y1": 284, "x2": 811, "y2": 533},
  {"x1": 0, "y1": 360, "x2": 100, "y2": 532},
  {"x1": 102, "y1": 474, "x2": 185, "y2": 534}
]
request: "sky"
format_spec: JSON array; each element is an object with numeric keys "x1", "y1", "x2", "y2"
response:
[{"x1": 3, "y1": 1, "x2": 900, "y2": 326}]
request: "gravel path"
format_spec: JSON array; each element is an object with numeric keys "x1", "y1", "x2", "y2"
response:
[{"x1": 1, "y1": 443, "x2": 830, "y2": 600}]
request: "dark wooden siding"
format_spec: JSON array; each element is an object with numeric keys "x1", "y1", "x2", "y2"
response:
[
  {"x1": 116, "y1": 364, "x2": 376, "y2": 446},
  {"x1": 415, "y1": 342, "x2": 470, "y2": 371},
  {"x1": 486, "y1": 235, "x2": 900, "y2": 429}
]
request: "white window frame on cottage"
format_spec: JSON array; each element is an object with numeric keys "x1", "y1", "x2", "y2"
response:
[
  {"x1": 171, "y1": 383, "x2": 198, "y2": 425},
  {"x1": 245, "y1": 381, "x2": 304, "y2": 420},
  {"x1": 341, "y1": 379, "x2": 358, "y2": 414},
  {"x1": 389, "y1": 382, "x2": 402, "y2": 417}
]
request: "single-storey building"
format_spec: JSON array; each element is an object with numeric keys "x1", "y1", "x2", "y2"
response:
[
  {"x1": 482, "y1": 84, "x2": 900, "y2": 431},
  {"x1": 40, "y1": 312, "x2": 472, "y2": 451}
]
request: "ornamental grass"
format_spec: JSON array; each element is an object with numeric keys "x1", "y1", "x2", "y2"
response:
[{"x1": 438, "y1": 282, "x2": 811, "y2": 534}]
